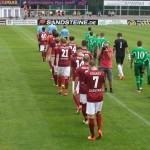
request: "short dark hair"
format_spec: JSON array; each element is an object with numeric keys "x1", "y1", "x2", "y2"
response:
[
  {"x1": 90, "y1": 32, "x2": 93, "y2": 36},
  {"x1": 88, "y1": 27, "x2": 91, "y2": 31},
  {"x1": 89, "y1": 60, "x2": 96, "y2": 67},
  {"x1": 100, "y1": 32, "x2": 104, "y2": 36},
  {"x1": 42, "y1": 27, "x2": 45, "y2": 31},
  {"x1": 82, "y1": 40, "x2": 88, "y2": 47},
  {"x1": 69, "y1": 36, "x2": 75, "y2": 41},
  {"x1": 117, "y1": 33, "x2": 122, "y2": 37},
  {"x1": 137, "y1": 40, "x2": 142, "y2": 47},
  {"x1": 54, "y1": 32, "x2": 59, "y2": 38}
]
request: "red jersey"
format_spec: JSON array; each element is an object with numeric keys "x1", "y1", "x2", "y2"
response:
[
  {"x1": 39, "y1": 31, "x2": 48, "y2": 45},
  {"x1": 82, "y1": 48, "x2": 93, "y2": 60},
  {"x1": 57, "y1": 44, "x2": 72, "y2": 67},
  {"x1": 85, "y1": 70, "x2": 105, "y2": 102},
  {"x1": 75, "y1": 64, "x2": 89, "y2": 94},
  {"x1": 49, "y1": 37, "x2": 56, "y2": 57},
  {"x1": 71, "y1": 56, "x2": 84, "y2": 81},
  {"x1": 68, "y1": 42, "x2": 78, "y2": 56}
]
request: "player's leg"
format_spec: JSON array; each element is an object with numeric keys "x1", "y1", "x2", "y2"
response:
[
  {"x1": 95, "y1": 101, "x2": 103, "y2": 138},
  {"x1": 86, "y1": 102, "x2": 96, "y2": 141},
  {"x1": 134, "y1": 64, "x2": 141, "y2": 92},
  {"x1": 47, "y1": 47, "x2": 53, "y2": 72},
  {"x1": 63, "y1": 67, "x2": 70, "y2": 96},
  {"x1": 53, "y1": 65, "x2": 58, "y2": 86},
  {"x1": 80, "y1": 94, "x2": 88, "y2": 123},
  {"x1": 139, "y1": 65, "x2": 144, "y2": 89},
  {"x1": 116, "y1": 56, "x2": 124, "y2": 79},
  {"x1": 148, "y1": 76, "x2": 150, "y2": 84},
  {"x1": 40, "y1": 45, "x2": 45, "y2": 61},
  {"x1": 107, "y1": 68, "x2": 113, "y2": 93},
  {"x1": 72, "y1": 81, "x2": 81, "y2": 113},
  {"x1": 57, "y1": 67, "x2": 63, "y2": 94}
]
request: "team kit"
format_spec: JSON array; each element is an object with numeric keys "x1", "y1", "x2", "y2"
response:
[{"x1": 37, "y1": 24, "x2": 150, "y2": 141}]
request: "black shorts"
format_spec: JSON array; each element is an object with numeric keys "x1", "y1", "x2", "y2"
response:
[{"x1": 116, "y1": 56, "x2": 124, "y2": 64}]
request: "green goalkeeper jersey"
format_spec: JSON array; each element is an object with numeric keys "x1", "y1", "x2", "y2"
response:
[
  {"x1": 131, "y1": 47, "x2": 147, "y2": 64},
  {"x1": 143, "y1": 54, "x2": 150, "y2": 76}
]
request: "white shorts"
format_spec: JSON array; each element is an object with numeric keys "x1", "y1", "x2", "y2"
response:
[
  {"x1": 50, "y1": 56, "x2": 55, "y2": 67},
  {"x1": 80, "y1": 94, "x2": 87, "y2": 104},
  {"x1": 57, "y1": 66, "x2": 70, "y2": 77},
  {"x1": 86, "y1": 101, "x2": 103, "y2": 115},
  {"x1": 72, "y1": 81, "x2": 79, "y2": 94},
  {"x1": 40, "y1": 45, "x2": 48, "y2": 52},
  {"x1": 54, "y1": 65, "x2": 58, "y2": 73}
]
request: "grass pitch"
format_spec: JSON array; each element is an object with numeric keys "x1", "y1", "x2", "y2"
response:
[{"x1": 0, "y1": 25, "x2": 150, "y2": 150}]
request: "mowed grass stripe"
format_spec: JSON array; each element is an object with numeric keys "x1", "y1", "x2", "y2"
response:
[
  {"x1": 0, "y1": 26, "x2": 149, "y2": 150},
  {"x1": 0, "y1": 27, "x2": 58, "y2": 149}
]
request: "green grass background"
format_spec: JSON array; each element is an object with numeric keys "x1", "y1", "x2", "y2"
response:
[{"x1": 0, "y1": 25, "x2": 150, "y2": 150}]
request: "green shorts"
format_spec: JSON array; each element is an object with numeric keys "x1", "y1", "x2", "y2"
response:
[
  {"x1": 134, "y1": 63, "x2": 143, "y2": 76},
  {"x1": 148, "y1": 76, "x2": 150, "y2": 84}
]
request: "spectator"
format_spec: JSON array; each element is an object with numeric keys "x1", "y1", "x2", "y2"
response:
[
  {"x1": 97, "y1": 42, "x2": 113, "y2": 93},
  {"x1": 77, "y1": 10, "x2": 80, "y2": 16},
  {"x1": 49, "y1": 10, "x2": 53, "y2": 16},
  {"x1": 73, "y1": 10, "x2": 76, "y2": 16},
  {"x1": 97, "y1": 10, "x2": 102, "y2": 16}
]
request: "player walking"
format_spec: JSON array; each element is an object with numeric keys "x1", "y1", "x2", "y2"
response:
[
  {"x1": 38, "y1": 27, "x2": 48, "y2": 61},
  {"x1": 113, "y1": 33, "x2": 130, "y2": 79},
  {"x1": 84, "y1": 60, "x2": 105, "y2": 141},
  {"x1": 74, "y1": 55, "x2": 90, "y2": 124},
  {"x1": 56, "y1": 38, "x2": 72, "y2": 96},
  {"x1": 143, "y1": 54, "x2": 150, "y2": 84},
  {"x1": 130, "y1": 40, "x2": 148, "y2": 92},
  {"x1": 71, "y1": 47, "x2": 84, "y2": 113}
]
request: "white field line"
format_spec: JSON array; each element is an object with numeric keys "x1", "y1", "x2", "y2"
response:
[
  {"x1": 107, "y1": 93, "x2": 150, "y2": 126},
  {"x1": 11, "y1": 26, "x2": 37, "y2": 46}
]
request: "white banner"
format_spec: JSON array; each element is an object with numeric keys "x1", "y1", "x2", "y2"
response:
[
  {"x1": 104, "y1": 1, "x2": 150, "y2": 6},
  {"x1": 98, "y1": 20, "x2": 127, "y2": 25},
  {"x1": 6, "y1": 19, "x2": 37, "y2": 25}
]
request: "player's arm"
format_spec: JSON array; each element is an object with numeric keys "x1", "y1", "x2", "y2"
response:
[
  {"x1": 130, "y1": 58, "x2": 134, "y2": 69},
  {"x1": 74, "y1": 76, "x2": 79, "y2": 94},
  {"x1": 105, "y1": 48, "x2": 113, "y2": 59},
  {"x1": 56, "y1": 53, "x2": 59, "y2": 70},
  {"x1": 125, "y1": 47, "x2": 131, "y2": 61}
]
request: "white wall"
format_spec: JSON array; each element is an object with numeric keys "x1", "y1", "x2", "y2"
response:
[{"x1": 0, "y1": 6, "x2": 20, "y2": 18}]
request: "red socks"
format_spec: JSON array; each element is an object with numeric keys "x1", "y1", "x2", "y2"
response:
[
  {"x1": 54, "y1": 75, "x2": 58, "y2": 85},
  {"x1": 48, "y1": 60, "x2": 53, "y2": 69},
  {"x1": 73, "y1": 95, "x2": 80, "y2": 107},
  {"x1": 65, "y1": 78, "x2": 69, "y2": 89},
  {"x1": 89, "y1": 118, "x2": 95, "y2": 137},
  {"x1": 58, "y1": 76, "x2": 62, "y2": 87},
  {"x1": 96, "y1": 113, "x2": 102, "y2": 130},
  {"x1": 82, "y1": 104, "x2": 87, "y2": 121}
]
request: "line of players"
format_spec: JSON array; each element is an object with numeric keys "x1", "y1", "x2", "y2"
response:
[{"x1": 37, "y1": 26, "x2": 150, "y2": 140}]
